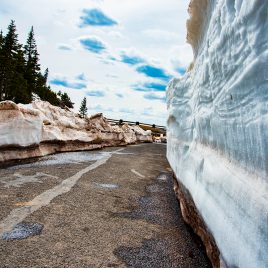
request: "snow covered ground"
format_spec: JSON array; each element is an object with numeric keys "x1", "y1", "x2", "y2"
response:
[
  {"x1": 0, "y1": 100, "x2": 152, "y2": 162},
  {"x1": 167, "y1": 0, "x2": 268, "y2": 267}
]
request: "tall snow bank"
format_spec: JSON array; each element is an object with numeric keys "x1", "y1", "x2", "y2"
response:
[
  {"x1": 0, "y1": 101, "x2": 152, "y2": 162},
  {"x1": 167, "y1": 1, "x2": 268, "y2": 267},
  {"x1": 0, "y1": 101, "x2": 42, "y2": 147}
]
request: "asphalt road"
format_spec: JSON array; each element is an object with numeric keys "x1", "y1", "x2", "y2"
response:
[{"x1": 0, "y1": 143, "x2": 211, "y2": 268}]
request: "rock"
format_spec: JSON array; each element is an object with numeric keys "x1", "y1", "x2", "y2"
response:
[
  {"x1": 167, "y1": 1, "x2": 268, "y2": 268},
  {"x1": 0, "y1": 101, "x2": 152, "y2": 162},
  {"x1": 173, "y1": 175, "x2": 220, "y2": 268}
]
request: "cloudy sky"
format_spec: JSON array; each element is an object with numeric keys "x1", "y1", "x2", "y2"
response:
[{"x1": 0, "y1": 0, "x2": 192, "y2": 125}]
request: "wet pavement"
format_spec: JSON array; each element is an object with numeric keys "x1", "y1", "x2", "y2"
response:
[{"x1": 0, "y1": 143, "x2": 211, "y2": 268}]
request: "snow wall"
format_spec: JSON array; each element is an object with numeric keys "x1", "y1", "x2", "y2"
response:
[
  {"x1": 0, "y1": 101, "x2": 152, "y2": 162},
  {"x1": 167, "y1": 0, "x2": 268, "y2": 267}
]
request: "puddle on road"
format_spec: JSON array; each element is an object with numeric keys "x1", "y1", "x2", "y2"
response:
[
  {"x1": 2, "y1": 222, "x2": 44, "y2": 240},
  {"x1": 93, "y1": 182, "x2": 119, "y2": 189},
  {"x1": 9, "y1": 151, "x2": 109, "y2": 169}
]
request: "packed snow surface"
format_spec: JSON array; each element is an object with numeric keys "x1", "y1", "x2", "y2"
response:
[{"x1": 167, "y1": 0, "x2": 268, "y2": 267}]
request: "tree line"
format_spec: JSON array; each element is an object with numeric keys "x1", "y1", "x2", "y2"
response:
[{"x1": 0, "y1": 20, "x2": 73, "y2": 108}]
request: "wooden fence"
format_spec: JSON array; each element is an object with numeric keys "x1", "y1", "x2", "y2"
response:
[{"x1": 106, "y1": 118, "x2": 166, "y2": 135}]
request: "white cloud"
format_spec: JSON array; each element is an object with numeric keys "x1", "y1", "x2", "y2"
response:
[
  {"x1": 0, "y1": 0, "x2": 191, "y2": 126},
  {"x1": 142, "y1": 29, "x2": 181, "y2": 42},
  {"x1": 108, "y1": 31, "x2": 123, "y2": 39},
  {"x1": 169, "y1": 44, "x2": 193, "y2": 69}
]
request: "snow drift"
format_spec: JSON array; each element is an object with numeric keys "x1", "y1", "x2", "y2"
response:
[
  {"x1": 0, "y1": 101, "x2": 152, "y2": 162},
  {"x1": 167, "y1": 0, "x2": 268, "y2": 267}
]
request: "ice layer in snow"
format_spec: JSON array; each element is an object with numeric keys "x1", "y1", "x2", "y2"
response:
[{"x1": 167, "y1": 0, "x2": 268, "y2": 267}]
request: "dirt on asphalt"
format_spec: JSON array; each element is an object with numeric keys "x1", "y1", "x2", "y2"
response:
[{"x1": 0, "y1": 143, "x2": 212, "y2": 268}]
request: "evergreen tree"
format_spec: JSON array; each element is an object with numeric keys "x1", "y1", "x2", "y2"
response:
[
  {"x1": 0, "y1": 20, "x2": 29, "y2": 102},
  {"x1": 12, "y1": 49, "x2": 28, "y2": 103},
  {"x1": 43, "y1": 68, "x2": 49, "y2": 84},
  {"x1": 41, "y1": 85, "x2": 60, "y2": 106},
  {"x1": 79, "y1": 97, "x2": 87, "y2": 118},
  {"x1": 24, "y1": 26, "x2": 40, "y2": 97},
  {"x1": 0, "y1": 20, "x2": 72, "y2": 108},
  {"x1": 35, "y1": 70, "x2": 57, "y2": 105},
  {"x1": 0, "y1": 30, "x2": 3, "y2": 47},
  {"x1": 0, "y1": 30, "x2": 4, "y2": 100},
  {"x1": 60, "y1": 92, "x2": 73, "y2": 108}
]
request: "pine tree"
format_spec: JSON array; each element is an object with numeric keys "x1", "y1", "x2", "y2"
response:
[
  {"x1": 41, "y1": 85, "x2": 60, "y2": 106},
  {"x1": 0, "y1": 20, "x2": 29, "y2": 102},
  {"x1": 60, "y1": 92, "x2": 73, "y2": 109},
  {"x1": 79, "y1": 97, "x2": 87, "y2": 118},
  {"x1": 0, "y1": 31, "x2": 3, "y2": 47},
  {"x1": 24, "y1": 26, "x2": 40, "y2": 98},
  {"x1": 0, "y1": 21, "x2": 69, "y2": 107},
  {"x1": 0, "y1": 30, "x2": 4, "y2": 100},
  {"x1": 12, "y1": 48, "x2": 28, "y2": 103},
  {"x1": 43, "y1": 68, "x2": 49, "y2": 84}
]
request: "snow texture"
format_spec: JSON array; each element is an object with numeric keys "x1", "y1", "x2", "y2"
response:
[
  {"x1": 0, "y1": 101, "x2": 152, "y2": 161},
  {"x1": 167, "y1": 0, "x2": 268, "y2": 267}
]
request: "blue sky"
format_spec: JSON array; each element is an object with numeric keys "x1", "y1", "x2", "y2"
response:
[
  {"x1": 0, "y1": 0, "x2": 192, "y2": 125},
  {"x1": 79, "y1": 36, "x2": 106, "y2": 53},
  {"x1": 80, "y1": 8, "x2": 118, "y2": 28}
]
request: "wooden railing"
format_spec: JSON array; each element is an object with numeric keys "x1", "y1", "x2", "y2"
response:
[{"x1": 106, "y1": 118, "x2": 166, "y2": 134}]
